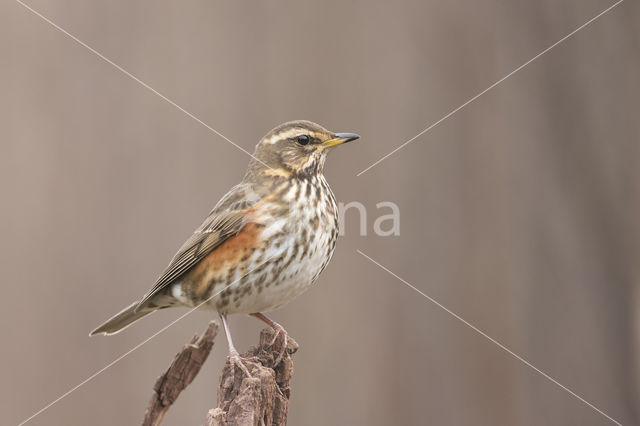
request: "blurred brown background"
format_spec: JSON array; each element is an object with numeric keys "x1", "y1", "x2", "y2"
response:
[{"x1": 1, "y1": 0, "x2": 639, "y2": 425}]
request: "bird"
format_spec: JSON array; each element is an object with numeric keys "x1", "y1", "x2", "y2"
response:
[{"x1": 90, "y1": 120, "x2": 359, "y2": 375}]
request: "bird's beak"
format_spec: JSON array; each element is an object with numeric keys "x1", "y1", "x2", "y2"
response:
[{"x1": 321, "y1": 132, "x2": 360, "y2": 148}]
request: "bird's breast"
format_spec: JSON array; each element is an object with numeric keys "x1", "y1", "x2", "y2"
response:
[
  {"x1": 256, "y1": 177, "x2": 338, "y2": 272},
  {"x1": 178, "y1": 177, "x2": 339, "y2": 314},
  {"x1": 227, "y1": 178, "x2": 338, "y2": 312}
]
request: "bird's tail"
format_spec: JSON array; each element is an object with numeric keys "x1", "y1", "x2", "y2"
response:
[{"x1": 89, "y1": 301, "x2": 155, "y2": 336}]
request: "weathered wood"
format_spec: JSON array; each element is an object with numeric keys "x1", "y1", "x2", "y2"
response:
[
  {"x1": 207, "y1": 328, "x2": 295, "y2": 426},
  {"x1": 142, "y1": 321, "x2": 218, "y2": 426}
]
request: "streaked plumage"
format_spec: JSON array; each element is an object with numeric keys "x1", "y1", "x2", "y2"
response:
[{"x1": 91, "y1": 120, "x2": 359, "y2": 372}]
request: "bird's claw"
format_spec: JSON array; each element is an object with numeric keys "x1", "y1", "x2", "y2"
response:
[
  {"x1": 268, "y1": 325, "x2": 299, "y2": 367},
  {"x1": 228, "y1": 349, "x2": 252, "y2": 378}
]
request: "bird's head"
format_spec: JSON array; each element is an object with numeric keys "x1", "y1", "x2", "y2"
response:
[{"x1": 246, "y1": 120, "x2": 359, "y2": 179}]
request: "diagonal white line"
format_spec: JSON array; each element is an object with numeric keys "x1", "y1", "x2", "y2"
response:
[
  {"x1": 356, "y1": 0, "x2": 624, "y2": 176},
  {"x1": 17, "y1": 255, "x2": 276, "y2": 426},
  {"x1": 14, "y1": 0, "x2": 272, "y2": 170},
  {"x1": 356, "y1": 249, "x2": 622, "y2": 426}
]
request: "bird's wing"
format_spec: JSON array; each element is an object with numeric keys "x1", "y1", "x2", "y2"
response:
[{"x1": 136, "y1": 183, "x2": 263, "y2": 310}]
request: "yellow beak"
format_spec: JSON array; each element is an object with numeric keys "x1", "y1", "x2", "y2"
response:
[{"x1": 321, "y1": 132, "x2": 360, "y2": 148}]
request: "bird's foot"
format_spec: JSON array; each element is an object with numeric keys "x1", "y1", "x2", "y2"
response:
[
  {"x1": 268, "y1": 324, "x2": 299, "y2": 367},
  {"x1": 228, "y1": 349, "x2": 253, "y2": 378}
]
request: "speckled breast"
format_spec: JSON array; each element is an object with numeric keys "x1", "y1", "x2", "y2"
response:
[{"x1": 183, "y1": 176, "x2": 339, "y2": 314}]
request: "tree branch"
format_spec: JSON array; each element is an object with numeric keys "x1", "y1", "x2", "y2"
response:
[{"x1": 142, "y1": 321, "x2": 218, "y2": 426}]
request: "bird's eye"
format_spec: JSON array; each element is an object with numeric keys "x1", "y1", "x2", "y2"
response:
[{"x1": 296, "y1": 135, "x2": 310, "y2": 146}]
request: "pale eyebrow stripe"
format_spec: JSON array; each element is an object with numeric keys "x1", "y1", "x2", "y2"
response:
[{"x1": 265, "y1": 128, "x2": 319, "y2": 144}]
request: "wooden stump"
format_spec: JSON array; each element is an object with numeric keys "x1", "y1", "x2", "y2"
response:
[
  {"x1": 207, "y1": 328, "x2": 295, "y2": 426},
  {"x1": 141, "y1": 323, "x2": 295, "y2": 426}
]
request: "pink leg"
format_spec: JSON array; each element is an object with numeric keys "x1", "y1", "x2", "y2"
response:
[
  {"x1": 220, "y1": 313, "x2": 251, "y2": 377},
  {"x1": 250, "y1": 312, "x2": 299, "y2": 366}
]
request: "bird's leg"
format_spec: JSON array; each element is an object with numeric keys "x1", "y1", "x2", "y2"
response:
[
  {"x1": 219, "y1": 313, "x2": 251, "y2": 377},
  {"x1": 250, "y1": 312, "x2": 299, "y2": 366}
]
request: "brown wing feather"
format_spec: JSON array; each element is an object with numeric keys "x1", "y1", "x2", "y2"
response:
[{"x1": 136, "y1": 183, "x2": 264, "y2": 310}]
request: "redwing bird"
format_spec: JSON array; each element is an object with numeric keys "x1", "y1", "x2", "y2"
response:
[{"x1": 90, "y1": 120, "x2": 359, "y2": 374}]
